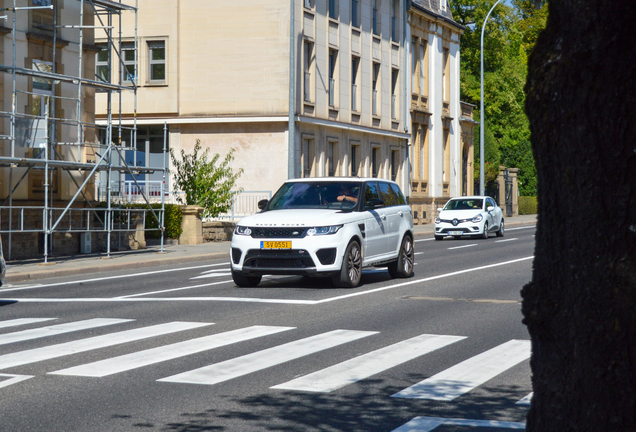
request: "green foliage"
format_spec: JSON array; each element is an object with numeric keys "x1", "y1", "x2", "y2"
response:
[
  {"x1": 170, "y1": 139, "x2": 244, "y2": 219},
  {"x1": 143, "y1": 204, "x2": 183, "y2": 239},
  {"x1": 473, "y1": 122, "x2": 501, "y2": 192},
  {"x1": 93, "y1": 203, "x2": 183, "y2": 239},
  {"x1": 451, "y1": 0, "x2": 548, "y2": 197},
  {"x1": 518, "y1": 195, "x2": 538, "y2": 215}
]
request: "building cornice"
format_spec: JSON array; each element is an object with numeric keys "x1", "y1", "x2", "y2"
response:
[{"x1": 297, "y1": 116, "x2": 411, "y2": 140}]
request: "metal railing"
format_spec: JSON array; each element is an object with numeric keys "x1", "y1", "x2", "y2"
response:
[
  {"x1": 96, "y1": 180, "x2": 183, "y2": 205},
  {"x1": 210, "y1": 190, "x2": 272, "y2": 221}
]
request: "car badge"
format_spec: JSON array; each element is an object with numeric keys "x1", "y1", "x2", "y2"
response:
[
  {"x1": 293, "y1": 231, "x2": 300, "y2": 236},
  {"x1": 452, "y1": 219, "x2": 459, "y2": 226}
]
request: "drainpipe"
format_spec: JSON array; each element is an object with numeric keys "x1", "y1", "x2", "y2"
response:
[
  {"x1": 288, "y1": 0, "x2": 296, "y2": 179},
  {"x1": 403, "y1": 0, "x2": 410, "y2": 200}
]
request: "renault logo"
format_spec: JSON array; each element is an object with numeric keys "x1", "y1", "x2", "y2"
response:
[{"x1": 452, "y1": 219, "x2": 459, "y2": 226}]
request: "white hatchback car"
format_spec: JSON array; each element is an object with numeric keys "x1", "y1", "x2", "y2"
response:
[
  {"x1": 434, "y1": 196, "x2": 504, "y2": 240},
  {"x1": 230, "y1": 178, "x2": 415, "y2": 288}
]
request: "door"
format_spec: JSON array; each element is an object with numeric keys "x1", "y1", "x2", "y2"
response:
[
  {"x1": 361, "y1": 181, "x2": 387, "y2": 261},
  {"x1": 378, "y1": 181, "x2": 403, "y2": 253}
]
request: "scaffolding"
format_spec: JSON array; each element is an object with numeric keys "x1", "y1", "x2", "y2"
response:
[{"x1": 0, "y1": 0, "x2": 168, "y2": 263}]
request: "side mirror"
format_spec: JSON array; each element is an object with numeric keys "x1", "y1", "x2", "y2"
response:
[
  {"x1": 437, "y1": 207, "x2": 443, "y2": 212},
  {"x1": 487, "y1": 206, "x2": 494, "y2": 212},
  {"x1": 258, "y1": 199, "x2": 269, "y2": 210},
  {"x1": 365, "y1": 198, "x2": 384, "y2": 209}
]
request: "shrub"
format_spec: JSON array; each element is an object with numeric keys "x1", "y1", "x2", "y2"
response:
[
  {"x1": 94, "y1": 203, "x2": 183, "y2": 239},
  {"x1": 518, "y1": 196, "x2": 538, "y2": 215}
]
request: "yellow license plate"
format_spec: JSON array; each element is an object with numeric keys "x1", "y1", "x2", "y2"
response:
[{"x1": 260, "y1": 241, "x2": 292, "y2": 249}]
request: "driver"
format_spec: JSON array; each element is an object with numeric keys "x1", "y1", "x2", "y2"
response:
[{"x1": 337, "y1": 185, "x2": 358, "y2": 203}]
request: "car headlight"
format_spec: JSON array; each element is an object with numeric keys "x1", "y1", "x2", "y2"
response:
[
  {"x1": 234, "y1": 226, "x2": 252, "y2": 236},
  {"x1": 306, "y1": 225, "x2": 343, "y2": 236},
  {"x1": 471, "y1": 214, "x2": 483, "y2": 223},
  {"x1": 434, "y1": 217, "x2": 441, "y2": 224}
]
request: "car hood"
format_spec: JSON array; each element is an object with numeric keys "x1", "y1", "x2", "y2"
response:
[
  {"x1": 438, "y1": 209, "x2": 482, "y2": 220},
  {"x1": 237, "y1": 209, "x2": 362, "y2": 227}
]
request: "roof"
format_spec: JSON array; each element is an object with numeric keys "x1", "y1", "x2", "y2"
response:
[{"x1": 410, "y1": 0, "x2": 464, "y2": 30}]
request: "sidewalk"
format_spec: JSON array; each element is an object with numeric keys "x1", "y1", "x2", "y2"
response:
[{"x1": 1, "y1": 214, "x2": 537, "y2": 286}]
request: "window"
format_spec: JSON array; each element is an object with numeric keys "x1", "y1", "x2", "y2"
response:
[
  {"x1": 379, "y1": 181, "x2": 400, "y2": 207},
  {"x1": 327, "y1": 141, "x2": 338, "y2": 176},
  {"x1": 351, "y1": 0, "x2": 360, "y2": 28},
  {"x1": 303, "y1": 41, "x2": 314, "y2": 102},
  {"x1": 329, "y1": 0, "x2": 338, "y2": 19},
  {"x1": 391, "y1": 68, "x2": 399, "y2": 120},
  {"x1": 351, "y1": 56, "x2": 360, "y2": 112},
  {"x1": 412, "y1": 38, "x2": 419, "y2": 94},
  {"x1": 371, "y1": 146, "x2": 380, "y2": 177},
  {"x1": 304, "y1": 0, "x2": 314, "y2": 9},
  {"x1": 148, "y1": 41, "x2": 166, "y2": 83},
  {"x1": 372, "y1": 63, "x2": 380, "y2": 116},
  {"x1": 364, "y1": 181, "x2": 380, "y2": 205},
  {"x1": 95, "y1": 44, "x2": 110, "y2": 83},
  {"x1": 372, "y1": 0, "x2": 381, "y2": 35},
  {"x1": 390, "y1": 182, "x2": 407, "y2": 205},
  {"x1": 33, "y1": 0, "x2": 51, "y2": 4},
  {"x1": 421, "y1": 41, "x2": 428, "y2": 97},
  {"x1": 121, "y1": 42, "x2": 136, "y2": 84},
  {"x1": 391, "y1": 0, "x2": 398, "y2": 42},
  {"x1": 350, "y1": 144, "x2": 360, "y2": 176},
  {"x1": 329, "y1": 49, "x2": 338, "y2": 107},
  {"x1": 302, "y1": 138, "x2": 315, "y2": 178},
  {"x1": 390, "y1": 149, "x2": 399, "y2": 181},
  {"x1": 443, "y1": 128, "x2": 450, "y2": 182},
  {"x1": 443, "y1": 48, "x2": 450, "y2": 102}
]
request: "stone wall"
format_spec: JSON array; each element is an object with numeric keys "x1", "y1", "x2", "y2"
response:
[{"x1": 203, "y1": 221, "x2": 235, "y2": 242}]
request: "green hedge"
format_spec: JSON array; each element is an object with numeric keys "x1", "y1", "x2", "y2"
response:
[
  {"x1": 518, "y1": 196, "x2": 538, "y2": 215},
  {"x1": 95, "y1": 203, "x2": 183, "y2": 239}
]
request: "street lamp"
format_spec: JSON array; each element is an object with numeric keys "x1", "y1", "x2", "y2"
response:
[{"x1": 479, "y1": 0, "x2": 503, "y2": 196}]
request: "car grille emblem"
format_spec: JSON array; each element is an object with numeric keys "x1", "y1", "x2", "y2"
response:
[
  {"x1": 293, "y1": 231, "x2": 300, "y2": 236},
  {"x1": 452, "y1": 219, "x2": 459, "y2": 226}
]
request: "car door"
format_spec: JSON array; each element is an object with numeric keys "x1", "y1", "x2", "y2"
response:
[
  {"x1": 378, "y1": 181, "x2": 403, "y2": 254},
  {"x1": 360, "y1": 181, "x2": 387, "y2": 261},
  {"x1": 485, "y1": 197, "x2": 498, "y2": 232},
  {"x1": 489, "y1": 197, "x2": 503, "y2": 230}
]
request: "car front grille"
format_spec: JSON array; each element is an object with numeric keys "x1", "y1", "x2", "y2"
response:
[
  {"x1": 250, "y1": 227, "x2": 308, "y2": 239},
  {"x1": 440, "y1": 227, "x2": 472, "y2": 234},
  {"x1": 244, "y1": 249, "x2": 315, "y2": 269}
]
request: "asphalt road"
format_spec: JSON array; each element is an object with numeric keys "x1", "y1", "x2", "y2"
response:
[{"x1": 0, "y1": 225, "x2": 535, "y2": 432}]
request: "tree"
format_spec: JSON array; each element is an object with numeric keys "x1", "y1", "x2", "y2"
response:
[
  {"x1": 451, "y1": 0, "x2": 547, "y2": 196},
  {"x1": 170, "y1": 140, "x2": 244, "y2": 219},
  {"x1": 522, "y1": 0, "x2": 636, "y2": 429}
]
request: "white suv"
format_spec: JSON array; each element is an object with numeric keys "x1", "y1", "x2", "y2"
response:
[{"x1": 230, "y1": 178, "x2": 414, "y2": 288}]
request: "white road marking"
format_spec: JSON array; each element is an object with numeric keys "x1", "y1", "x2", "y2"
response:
[
  {"x1": 495, "y1": 238, "x2": 518, "y2": 243},
  {"x1": 159, "y1": 329, "x2": 377, "y2": 386},
  {"x1": 2, "y1": 256, "x2": 534, "y2": 305},
  {"x1": 414, "y1": 252, "x2": 424, "y2": 255},
  {"x1": 0, "y1": 321, "x2": 213, "y2": 370},
  {"x1": 517, "y1": 392, "x2": 533, "y2": 405},
  {"x1": 415, "y1": 238, "x2": 435, "y2": 243},
  {"x1": 0, "y1": 373, "x2": 34, "y2": 389},
  {"x1": 0, "y1": 318, "x2": 57, "y2": 329},
  {"x1": 0, "y1": 318, "x2": 132, "y2": 346},
  {"x1": 448, "y1": 244, "x2": 478, "y2": 250},
  {"x1": 51, "y1": 325, "x2": 293, "y2": 377},
  {"x1": 272, "y1": 334, "x2": 466, "y2": 393},
  {"x1": 391, "y1": 416, "x2": 525, "y2": 432},
  {"x1": 190, "y1": 271, "x2": 232, "y2": 280},
  {"x1": 391, "y1": 339, "x2": 531, "y2": 401},
  {"x1": 1, "y1": 263, "x2": 229, "y2": 292},
  {"x1": 506, "y1": 226, "x2": 535, "y2": 231}
]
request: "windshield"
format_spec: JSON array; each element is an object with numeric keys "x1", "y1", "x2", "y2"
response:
[
  {"x1": 443, "y1": 198, "x2": 484, "y2": 211},
  {"x1": 268, "y1": 181, "x2": 362, "y2": 211}
]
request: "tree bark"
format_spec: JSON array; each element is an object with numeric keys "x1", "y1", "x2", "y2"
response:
[{"x1": 522, "y1": 1, "x2": 636, "y2": 430}]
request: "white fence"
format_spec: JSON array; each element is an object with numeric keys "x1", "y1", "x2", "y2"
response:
[
  {"x1": 210, "y1": 190, "x2": 271, "y2": 222},
  {"x1": 95, "y1": 182, "x2": 270, "y2": 221}
]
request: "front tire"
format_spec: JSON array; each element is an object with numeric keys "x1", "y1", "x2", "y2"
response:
[
  {"x1": 332, "y1": 240, "x2": 362, "y2": 288},
  {"x1": 232, "y1": 270, "x2": 262, "y2": 287},
  {"x1": 480, "y1": 223, "x2": 489, "y2": 239},
  {"x1": 388, "y1": 235, "x2": 414, "y2": 278},
  {"x1": 496, "y1": 219, "x2": 505, "y2": 237},
  {"x1": 434, "y1": 235, "x2": 444, "y2": 241}
]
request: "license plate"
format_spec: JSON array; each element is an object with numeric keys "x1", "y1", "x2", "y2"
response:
[
  {"x1": 260, "y1": 241, "x2": 291, "y2": 249},
  {"x1": 448, "y1": 231, "x2": 463, "y2": 236}
]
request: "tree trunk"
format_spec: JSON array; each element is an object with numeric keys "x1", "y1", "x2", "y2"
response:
[{"x1": 522, "y1": 1, "x2": 636, "y2": 430}]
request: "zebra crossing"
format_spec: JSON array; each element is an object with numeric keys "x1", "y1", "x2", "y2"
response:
[{"x1": 0, "y1": 317, "x2": 531, "y2": 407}]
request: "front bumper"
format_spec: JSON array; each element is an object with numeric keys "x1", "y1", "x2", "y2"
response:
[
  {"x1": 434, "y1": 222, "x2": 483, "y2": 236},
  {"x1": 230, "y1": 233, "x2": 345, "y2": 276}
]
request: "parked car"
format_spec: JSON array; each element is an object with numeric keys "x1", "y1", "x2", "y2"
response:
[
  {"x1": 230, "y1": 178, "x2": 415, "y2": 288},
  {"x1": 434, "y1": 196, "x2": 504, "y2": 240},
  {"x1": 0, "y1": 235, "x2": 5, "y2": 287}
]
